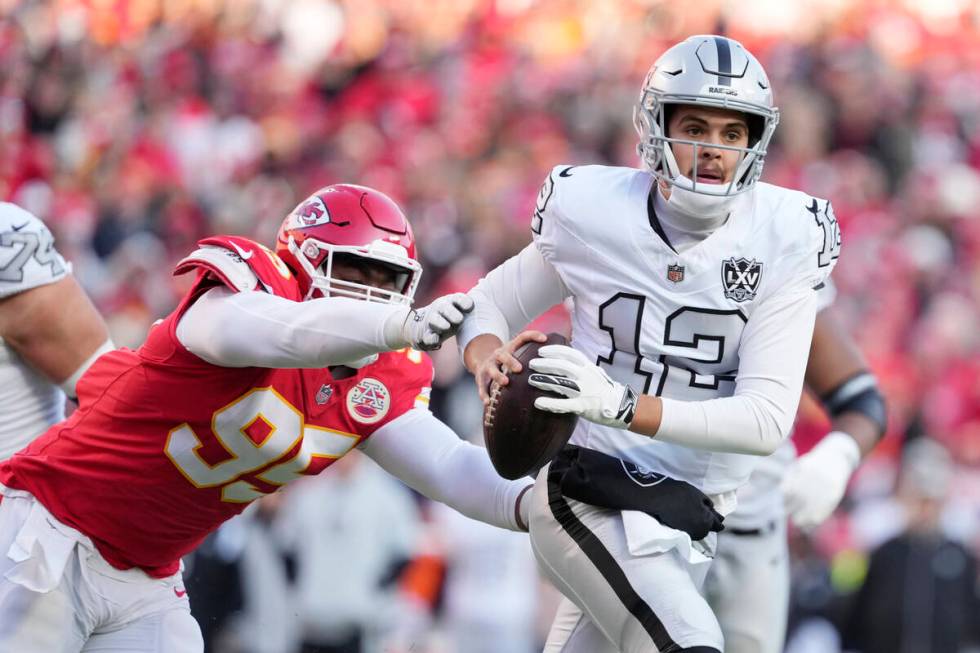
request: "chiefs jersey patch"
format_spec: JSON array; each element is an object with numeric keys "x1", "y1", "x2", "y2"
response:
[{"x1": 346, "y1": 378, "x2": 391, "y2": 424}]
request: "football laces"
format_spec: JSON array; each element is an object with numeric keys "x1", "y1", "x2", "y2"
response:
[{"x1": 484, "y1": 382, "x2": 502, "y2": 427}]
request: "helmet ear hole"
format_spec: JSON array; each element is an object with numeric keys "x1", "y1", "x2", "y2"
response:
[
  {"x1": 662, "y1": 103, "x2": 678, "y2": 137},
  {"x1": 746, "y1": 113, "x2": 765, "y2": 146}
]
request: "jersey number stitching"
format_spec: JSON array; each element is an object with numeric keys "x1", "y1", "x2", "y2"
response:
[
  {"x1": 165, "y1": 387, "x2": 358, "y2": 503},
  {"x1": 598, "y1": 293, "x2": 747, "y2": 397},
  {"x1": 0, "y1": 230, "x2": 64, "y2": 283},
  {"x1": 806, "y1": 199, "x2": 841, "y2": 268}
]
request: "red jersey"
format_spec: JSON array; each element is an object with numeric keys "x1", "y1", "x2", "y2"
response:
[{"x1": 0, "y1": 236, "x2": 433, "y2": 577}]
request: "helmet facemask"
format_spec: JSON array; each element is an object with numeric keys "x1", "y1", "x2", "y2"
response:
[
  {"x1": 634, "y1": 91, "x2": 779, "y2": 198},
  {"x1": 288, "y1": 236, "x2": 422, "y2": 305}
]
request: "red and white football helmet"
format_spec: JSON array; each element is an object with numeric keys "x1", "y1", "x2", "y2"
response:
[{"x1": 276, "y1": 184, "x2": 422, "y2": 304}]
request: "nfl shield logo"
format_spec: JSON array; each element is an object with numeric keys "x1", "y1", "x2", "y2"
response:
[
  {"x1": 667, "y1": 263, "x2": 685, "y2": 283},
  {"x1": 722, "y1": 257, "x2": 763, "y2": 302},
  {"x1": 315, "y1": 384, "x2": 333, "y2": 405}
]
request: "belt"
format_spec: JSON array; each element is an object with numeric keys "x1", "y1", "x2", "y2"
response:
[{"x1": 726, "y1": 519, "x2": 779, "y2": 537}]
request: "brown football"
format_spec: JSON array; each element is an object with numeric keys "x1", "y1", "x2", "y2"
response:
[{"x1": 483, "y1": 333, "x2": 578, "y2": 480}]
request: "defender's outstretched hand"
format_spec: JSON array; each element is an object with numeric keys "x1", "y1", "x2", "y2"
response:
[
  {"x1": 528, "y1": 345, "x2": 637, "y2": 430},
  {"x1": 403, "y1": 293, "x2": 474, "y2": 351}
]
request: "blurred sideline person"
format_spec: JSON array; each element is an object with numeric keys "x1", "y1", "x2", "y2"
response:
[
  {"x1": 0, "y1": 202, "x2": 112, "y2": 460},
  {"x1": 0, "y1": 184, "x2": 535, "y2": 653},
  {"x1": 843, "y1": 438, "x2": 980, "y2": 653},
  {"x1": 185, "y1": 494, "x2": 301, "y2": 653},
  {"x1": 275, "y1": 452, "x2": 422, "y2": 653},
  {"x1": 460, "y1": 35, "x2": 839, "y2": 652},
  {"x1": 429, "y1": 499, "x2": 540, "y2": 653},
  {"x1": 703, "y1": 287, "x2": 887, "y2": 653}
]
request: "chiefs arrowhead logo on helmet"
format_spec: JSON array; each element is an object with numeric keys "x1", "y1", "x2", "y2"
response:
[{"x1": 294, "y1": 196, "x2": 331, "y2": 227}]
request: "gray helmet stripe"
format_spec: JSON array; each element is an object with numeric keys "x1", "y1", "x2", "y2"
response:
[{"x1": 713, "y1": 36, "x2": 731, "y2": 86}]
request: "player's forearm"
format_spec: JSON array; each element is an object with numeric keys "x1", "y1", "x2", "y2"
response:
[
  {"x1": 177, "y1": 287, "x2": 410, "y2": 368},
  {"x1": 820, "y1": 372, "x2": 887, "y2": 459},
  {"x1": 626, "y1": 391, "x2": 789, "y2": 455},
  {"x1": 634, "y1": 290, "x2": 817, "y2": 454},
  {"x1": 456, "y1": 244, "x2": 568, "y2": 354},
  {"x1": 361, "y1": 410, "x2": 532, "y2": 532},
  {"x1": 649, "y1": 392, "x2": 791, "y2": 455}
]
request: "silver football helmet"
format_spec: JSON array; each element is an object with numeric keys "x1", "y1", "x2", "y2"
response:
[{"x1": 634, "y1": 35, "x2": 779, "y2": 197}]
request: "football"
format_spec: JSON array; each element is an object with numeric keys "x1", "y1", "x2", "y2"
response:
[{"x1": 483, "y1": 333, "x2": 579, "y2": 480}]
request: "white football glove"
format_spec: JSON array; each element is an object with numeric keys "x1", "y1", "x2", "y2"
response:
[
  {"x1": 781, "y1": 431, "x2": 861, "y2": 530},
  {"x1": 527, "y1": 345, "x2": 638, "y2": 430},
  {"x1": 400, "y1": 292, "x2": 474, "y2": 351}
]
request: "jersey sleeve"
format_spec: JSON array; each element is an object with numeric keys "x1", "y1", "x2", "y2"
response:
[
  {"x1": 0, "y1": 203, "x2": 68, "y2": 299},
  {"x1": 760, "y1": 195, "x2": 841, "y2": 303},
  {"x1": 530, "y1": 165, "x2": 575, "y2": 263},
  {"x1": 815, "y1": 276, "x2": 838, "y2": 312},
  {"x1": 795, "y1": 197, "x2": 841, "y2": 292}
]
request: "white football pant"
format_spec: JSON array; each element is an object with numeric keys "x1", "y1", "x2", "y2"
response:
[
  {"x1": 703, "y1": 519, "x2": 789, "y2": 653},
  {"x1": 0, "y1": 491, "x2": 203, "y2": 653},
  {"x1": 529, "y1": 463, "x2": 724, "y2": 653}
]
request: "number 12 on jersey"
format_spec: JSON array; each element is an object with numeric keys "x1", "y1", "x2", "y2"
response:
[{"x1": 597, "y1": 293, "x2": 747, "y2": 399}]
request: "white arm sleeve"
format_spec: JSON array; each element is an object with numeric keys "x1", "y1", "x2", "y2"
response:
[
  {"x1": 176, "y1": 286, "x2": 410, "y2": 368},
  {"x1": 359, "y1": 408, "x2": 532, "y2": 532},
  {"x1": 656, "y1": 287, "x2": 818, "y2": 455},
  {"x1": 457, "y1": 243, "x2": 571, "y2": 351},
  {"x1": 59, "y1": 338, "x2": 114, "y2": 399}
]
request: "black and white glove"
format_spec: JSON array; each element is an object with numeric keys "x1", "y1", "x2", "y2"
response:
[
  {"x1": 399, "y1": 293, "x2": 474, "y2": 351},
  {"x1": 527, "y1": 345, "x2": 638, "y2": 430}
]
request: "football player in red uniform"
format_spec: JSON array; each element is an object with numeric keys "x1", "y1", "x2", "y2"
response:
[{"x1": 0, "y1": 184, "x2": 534, "y2": 653}]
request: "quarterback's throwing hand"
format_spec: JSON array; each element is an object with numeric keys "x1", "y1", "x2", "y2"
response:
[
  {"x1": 528, "y1": 345, "x2": 638, "y2": 430},
  {"x1": 474, "y1": 330, "x2": 547, "y2": 404},
  {"x1": 404, "y1": 293, "x2": 474, "y2": 351}
]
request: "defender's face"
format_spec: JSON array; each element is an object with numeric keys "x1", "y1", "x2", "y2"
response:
[
  {"x1": 666, "y1": 105, "x2": 750, "y2": 185},
  {"x1": 329, "y1": 258, "x2": 400, "y2": 295}
]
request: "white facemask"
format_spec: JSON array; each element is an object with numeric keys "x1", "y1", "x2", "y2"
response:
[{"x1": 663, "y1": 175, "x2": 737, "y2": 223}]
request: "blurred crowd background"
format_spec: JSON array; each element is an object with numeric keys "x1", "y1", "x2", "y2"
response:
[{"x1": 2, "y1": 0, "x2": 980, "y2": 651}]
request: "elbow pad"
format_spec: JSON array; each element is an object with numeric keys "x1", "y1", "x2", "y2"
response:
[{"x1": 821, "y1": 371, "x2": 887, "y2": 438}]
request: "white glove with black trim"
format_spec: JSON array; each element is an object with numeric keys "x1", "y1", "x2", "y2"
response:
[
  {"x1": 398, "y1": 293, "x2": 474, "y2": 351},
  {"x1": 527, "y1": 345, "x2": 638, "y2": 430},
  {"x1": 781, "y1": 431, "x2": 861, "y2": 530}
]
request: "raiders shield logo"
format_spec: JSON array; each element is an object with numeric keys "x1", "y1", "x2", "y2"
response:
[
  {"x1": 667, "y1": 263, "x2": 685, "y2": 283},
  {"x1": 621, "y1": 460, "x2": 667, "y2": 488},
  {"x1": 722, "y1": 257, "x2": 763, "y2": 302}
]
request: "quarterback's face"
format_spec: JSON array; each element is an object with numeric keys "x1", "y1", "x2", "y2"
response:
[{"x1": 666, "y1": 105, "x2": 750, "y2": 185}]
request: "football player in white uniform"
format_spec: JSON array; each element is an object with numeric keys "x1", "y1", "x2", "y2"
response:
[
  {"x1": 704, "y1": 282, "x2": 886, "y2": 653},
  {"x1": 459, "y1": 35, "x2": 841, "y2": 652},
  {"x1": 0, "y1": 202, "x2": 113, "y2": 460}
]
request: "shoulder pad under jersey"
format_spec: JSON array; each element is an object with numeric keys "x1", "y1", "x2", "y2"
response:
[{"x1": 174, "y1": 235, "x2": 301, "y2": 300}]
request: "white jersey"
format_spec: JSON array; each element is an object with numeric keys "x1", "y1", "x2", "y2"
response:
[
  {"x1": 726, "y1": 280, "x2": 839, "y2": 529},
  {"x1": 533, "y1": 165, "x2": 839, "y2": 496},
  {"x1": 0, "y1": 203, "x2": 69, "y2": 460}
]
